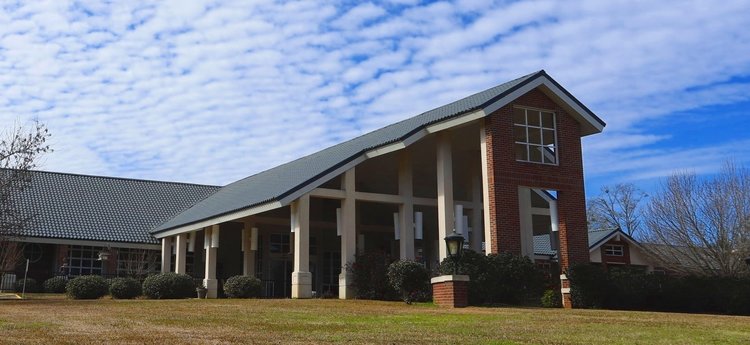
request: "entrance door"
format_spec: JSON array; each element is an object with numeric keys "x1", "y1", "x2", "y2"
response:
[{"x1": 270, "y1": 259, "x2": 292, "y2": 298}]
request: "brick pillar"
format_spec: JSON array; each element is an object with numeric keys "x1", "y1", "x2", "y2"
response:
[
  {"x1": 431, "y1": 275, "x2": 469, "y2": 308},
  {"x1": 560, "y1": 274, "x2": 572, "y2": 308}
]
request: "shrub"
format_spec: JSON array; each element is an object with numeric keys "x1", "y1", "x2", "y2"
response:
[
  {"x1": 347, "y1": 252, "x2": 398, "y2": 300},
  {"x1": 439, "y1": 250, "x2": 546, "y2": 306},
  {"x1": 386, "y1": 260, "x2": 431, "y2": 304},
  {"x1": 567, "y1": 264, "x2": 608, "y2": 308},
  {"x1": 142, "y1": 273, "x2": 195, "y2": 299},
  {"x1": 223, "y1": 275, "x2": 261, "y2": 298},
  {"x1": 43, "y1": 276, "x2": 68, "y2": 293},
  {"x1": 541, "y1": 289, "x2": 562, "y2": 308},
  {"x1": 66, "y1": 275, "x2": 108, "y2": 299},
  {"x1": 109, "y1": 277, "x2": 142, "y2": 299},
  {"x1": 13, "y1": 278, "x2": 38, "y2": 293}
]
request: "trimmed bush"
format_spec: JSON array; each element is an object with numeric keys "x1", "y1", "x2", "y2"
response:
[
  {"x1": 109, "y1": 277, "x2": 142, "y2": 299},
  {"x1": 223, "y1": 275, "x2": 262, "y2": 298},
  {"x1": 13, "y1": 278, "x2": 38, "y2": 293},
  {"x1": 347, "y1": 252, "x2": 398, "y2": 300},
  {"x1": 142, "y1": 273, "x2": 194, "y2": 299},
  {"x1": 43, "y1": 276, "x2": 68, "y2": 293},
  {"x1": 439, "y1": 250, "x2": 547, "y2": 306},
  {"x1": 66, "y1": 275, "x2": 108, "y2": 299},
  {"x1": 387, "y1": 260, "x2": 431, "y2": 304},
  {"x1": 541, "y1": 289, "x2": 562, "y2": 308},
  {"x1": 567, "y1": 264, "x2": 608, "y2": 308}
]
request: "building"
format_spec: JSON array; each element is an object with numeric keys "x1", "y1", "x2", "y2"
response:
[{"x1": 5, "y1": 70, "x2": 605, "y2": 307}]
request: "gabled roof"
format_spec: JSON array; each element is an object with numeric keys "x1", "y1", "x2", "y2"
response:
[
  {"x1": 534, "y1": 228, "x2": 637, "y2": 257},
  {"x1": 154, "y1": 70, "x2": 605, "y2": 235},
  {"x1": 10, "y1": 170, "x2": 219, "y2": 245}
]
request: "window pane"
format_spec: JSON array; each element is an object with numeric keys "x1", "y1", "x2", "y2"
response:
[
  {"x1": 542, "y1": 129, "x2": 555, "y2": 145},
  {"x1": 515, "y1": 144, "x2": 528, "y2": 161},
  {"x1": 528, "y1": 110, "x2": 541, "y2": 126},
  {"x1": 513, "y1": 125, "x2": 527, "y2": 142},
  {"x1": 513, "y1": 108, "x2": 525, "y2": 125},
  {"x1": 543, "y1": 148, "x2": 556, "y2": 164},
  {"x1": 541, "y1": 112, "x2": 554, "y2": 128},
  {"x1": 527, "y1": 127, "x2": 542, "y2": 144},
  {"x1": 529, "y1": 145, "x2": 542, "y2": 162}
]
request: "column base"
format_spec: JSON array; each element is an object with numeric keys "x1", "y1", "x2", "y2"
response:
[
  {"x1": 431, "y1": 275, "x2": 469, "y2": 308},
  {"x1": 203, "y1": 278, "x2": 218, "y2": 299},
  {"x1": 338, "y1": 272, "x2": 355, "y2": 299},
  {"x1": 560, "y1": 274, "x2": 572, "y2": 309},
  {"x1": 291, "y1": 271, "x2": 312, "y2": 299}
]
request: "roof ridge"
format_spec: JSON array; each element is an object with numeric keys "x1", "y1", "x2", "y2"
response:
[{"x1": 16, "y1": 169, "x2": 221, "y2": 188}]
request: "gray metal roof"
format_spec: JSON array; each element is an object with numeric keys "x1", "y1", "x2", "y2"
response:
[
  {"x1": 534, "y1": 228, "x2": 629, "y2": 257},
  {"x1": 11, "y1": 170, "x2": 219, "y2": 245},
  {"x1": 154, "y1": 70, "x2": 605, "y2": 234}
]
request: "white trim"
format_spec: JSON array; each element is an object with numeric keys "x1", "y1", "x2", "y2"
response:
[
  {"x1": 310, "y1": 188, "x2": 346, "y2": 199},
  {"x1": 431, "y1": 275, "x2": 470, "y2": 284},
  {"x1": 426, "y1": 109, "x2": 486, "y2": 133},
  {"x1": 15, "y1": 236, "x2": 160, "y2": 250},
  {"x1": 278, "y1": 156, "x2": 367, "y2": 206},
  {"x1": 366, "y1": 142, "x2": 406, "y2": 159},
  {"x1": 483, "y1": 76, "x2": 604, "y2": 135},
  {"x1": 153, "y1": 200, "x2": 283, "y2": 238},
  {"x1": 560, "y1": 287, "x2": 571, "y2": 294}
]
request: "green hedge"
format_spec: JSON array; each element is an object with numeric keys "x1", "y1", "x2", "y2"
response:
[
  {"x1": 109, "y1": 277, "x2": 142, "y2": 299},
  {"x1": 567, "y1": 264, "x2": 750, "y2": 315},
  {"x1": 386, "y1": 260, "x2": 431, "y2": 304},
  {"x1": 223, "y1": 275, "x2": 261, "y2": 298},
  {"x1": 66, "y1": 275, "x2": 108, "y2": 299},
  {"x1": 13, "y1": 278, "x2": 38, "y2": 293},
  {"x1": 43, "y1": 276, "x2": 68, "y2": 293},
  {"x1": 346, "y1": 252, "x2": 398, "y2": 300},
  {"x1": 438, "y1": 250, "x2": 547, "y2": 306},
  {"x1": 142, "y1": 273, "x2": 195, "y2": 299}
]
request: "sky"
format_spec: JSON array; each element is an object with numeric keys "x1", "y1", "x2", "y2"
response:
[{"x1": 1, "y1": 0, "x2": 749, "y2": 197}]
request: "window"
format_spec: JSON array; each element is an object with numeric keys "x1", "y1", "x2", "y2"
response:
[
  {"x1": 67, "y1": 245, "x2": 103, "y2": 276},
  {"x1": 513, "y1": 107, "x2": 558, "y2": 164},
  {"x1": 604, "y1": 244, "x2": 624, "y2": 257},
  {"x1": 23, "y1": 243, "x2": 43, "y2": 263},
  {"x1": 270, "y1": 234, "x2": 290, "y2": 254}
]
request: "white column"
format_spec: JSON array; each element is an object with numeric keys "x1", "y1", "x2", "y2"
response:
[
  {"x1": 291, "y1": 194, "x2": 312, "y2": 298},
  {"x1": 471, "y1": 169, "x2": 484, "y2": 253},
  {"x1": 339, "y1": 169, "x2": 356, "y2": 299},
  {"x1": 175, "y1": 233, "x2": 187, "y2": 274},
  {"x1": 518, "y1": 187, "x2": 534, "y2": 259},
  {"x1": 160, "y1": 237, "x2": 172, "y2": 273},
  {"x1": 242, "y1": 221, "x2": 255, "y2": 277},
  {"x1": 204, "y1": 225, "x2": 219, "y2": 298},
  {"x1": 399, "y1": 151, "x2": 415, "y2": 260},
  {"x1": 436, "y1": 132, "x2": 454, "y2": 261},
  {"x1": 479, "y1": 119, "x2": 493, "y2": 254}
]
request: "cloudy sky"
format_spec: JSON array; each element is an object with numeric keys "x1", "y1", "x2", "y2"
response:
[{"x1": 1, "y1": 0, "x2": 749, "y2": 196}]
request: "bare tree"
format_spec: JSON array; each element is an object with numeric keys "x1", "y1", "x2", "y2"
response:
[
  {"x1": 0, "y1": 121, "x2": 51, "y2": 271},
  {"x1": 588, "y1": 183, "x2": 647, "y2": 237},
  {"x1": 644, "y1": 162, "x2": 750, "y2": 277},
  {"x1": 118, "y1": 248, "x2": 160, "y2": 278}
]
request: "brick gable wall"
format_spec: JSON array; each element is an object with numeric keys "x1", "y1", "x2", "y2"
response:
[{"x1": 484, "y1": 88, "x2": 589, "y2": 270}]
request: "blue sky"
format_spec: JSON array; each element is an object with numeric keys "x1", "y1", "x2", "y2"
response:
[{"x1": 1, "y1": 0, "x2": 749, "y2": 197}]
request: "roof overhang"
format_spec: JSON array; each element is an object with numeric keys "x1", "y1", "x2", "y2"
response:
[{"x1": 13, "y1": 236, "x2": 161, "y2": 250}]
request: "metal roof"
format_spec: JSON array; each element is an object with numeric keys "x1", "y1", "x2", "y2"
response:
[
  {"x1": 154, "y1": 70, "x2": 606, "y2": 234},
  {"x1": 10, "y1": 170, "x2": 219, "y2": 245}
]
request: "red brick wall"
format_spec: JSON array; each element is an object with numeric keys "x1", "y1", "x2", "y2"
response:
[
  {"x1": 432, "y1": 281, "x2": 468, "y2": 307},
  {"x1": 484, "y1": 88, "x2": 590, "y2": 270}
]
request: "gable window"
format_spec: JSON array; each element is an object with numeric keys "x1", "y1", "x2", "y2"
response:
[
  {"x1": 513, "y1": 107, "x2": 558, "y2": 164},
  {"x1": 604, "y1": 244, "x2": 624, "y2": 257}
]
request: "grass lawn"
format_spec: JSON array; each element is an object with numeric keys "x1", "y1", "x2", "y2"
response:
[{"x1": 1, "y1": 295, "x2": 749, "y2": 344}]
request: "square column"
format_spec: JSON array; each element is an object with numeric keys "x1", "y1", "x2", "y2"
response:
[
  {"x1": 204, "y1": 225, "x2": 219, "y2": 298},
  {"x1": 339, "y1": 169, "x2": 356, "y2": 299},
  {"x1": 436, "y1": 133, "x2": 453, "y2": 261},
  {"x1": 479, "y1": 119, "x2": 492, "y2": 254},
  {"x1": 242, "y1": 222, "x2": 256, "y2": 277},
  {"x1": 399, "y1": 151, "x2": 415, "y2": 260},
  {"x1": 175, "y1": 233, "x2": 188, "y2": 274},
  {"x1": 160, "y1": 237, "x2": 172, "y2": 273},
  {"x1": 291, "y1": 195, "x2": 312, "y2": 299}
]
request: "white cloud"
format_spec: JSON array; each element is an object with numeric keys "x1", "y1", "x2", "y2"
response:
[{"x1": 0, "y1": 0, "x2": 748, "y2": 188}]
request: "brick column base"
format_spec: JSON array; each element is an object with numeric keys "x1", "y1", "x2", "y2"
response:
[
  {"x1": 560, "y1": 274, "x2": 572, "y2": 308},
  {"x1": 431, "y1": 275, "x2": 470, "y2": 308}
]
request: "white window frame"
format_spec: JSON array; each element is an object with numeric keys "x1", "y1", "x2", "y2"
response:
[
  {"x1": 67, "y1": 245, "x2": 103, "y2": 276},
  {"x1": 513, "y1": 106, "x2": 559, "y2": 165},
  {"x1": 604, "y1": 244, "x2": 625, "y2": 257}
]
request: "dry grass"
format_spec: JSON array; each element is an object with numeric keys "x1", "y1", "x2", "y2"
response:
[{"x1": 0, "y1": 294, "x2": 748, "y2": 344}]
